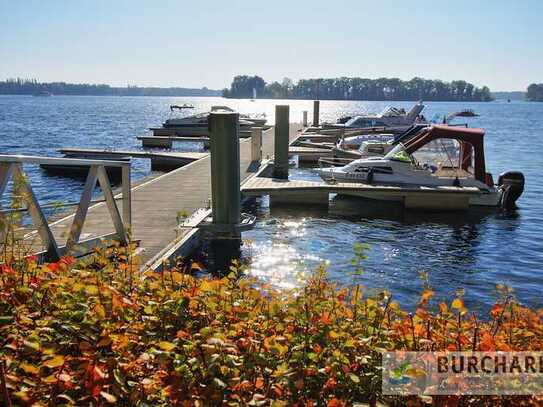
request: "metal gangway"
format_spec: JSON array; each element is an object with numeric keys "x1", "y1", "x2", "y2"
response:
[{"x1": 0, "y1": 155, "x2": 131, "y2": 261}]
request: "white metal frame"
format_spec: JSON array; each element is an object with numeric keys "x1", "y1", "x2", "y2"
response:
[{"x1": 0, "y1": 154, "x2": 131, "y2": 261}]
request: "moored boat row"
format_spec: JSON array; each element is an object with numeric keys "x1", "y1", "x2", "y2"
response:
[{"x1": 296, "y1": 103, "x2": 524, "y2": 212}]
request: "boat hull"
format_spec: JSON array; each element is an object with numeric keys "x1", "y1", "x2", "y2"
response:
[
  {"x1": 335, "y1": 189, "x2": 500, "y2": 209},
  {"x1": 316, "y1": 170, "x2": 501, "y2": 209}
]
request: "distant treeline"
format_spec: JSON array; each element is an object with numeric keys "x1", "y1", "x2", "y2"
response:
[
  {"x1": 0, "y1": 78, "x2": 221, "y2": 96},
  {"x1": 223, "y1": 75, "x2": 493, "y2": 101},
  {"x1": 526, "y1": 84, "x2": 543, "y2": 101}
]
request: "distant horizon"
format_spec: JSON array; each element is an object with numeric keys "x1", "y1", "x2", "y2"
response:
[{"x1": 0, "y1": 77, "x2": 530, "y2": 94}]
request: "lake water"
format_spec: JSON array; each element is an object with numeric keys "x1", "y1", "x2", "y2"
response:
[{"x1": 1, "y1": 95, "x2": 542, "y2": 312}]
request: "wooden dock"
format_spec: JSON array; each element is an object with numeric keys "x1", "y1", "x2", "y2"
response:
[
  {"x1": 24, "y1": 124, "x2": 302, "y2": 267},
  {"x1": 150, "y1": 127, "x2": 256, "y2": 138},
  {"x1": 137, "y1": 135, "x2": 210, "y2": 149},
  {"x1": 241, "y1": 162, "x2": 481, "y2": 210},
  {"x1": 289, "y1": 146, "x2": 332, "y2": 162}
]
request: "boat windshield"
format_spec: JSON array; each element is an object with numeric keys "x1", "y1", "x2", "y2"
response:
[
  {"x1": 380, "y1": 106, "x2": 405, "y2": 117},
  {"x1": 344, "y1": 116, "x2": 363, "y2": 126},
  {"x1": 211, "y1": 105, "x2": 235, "y2": 112},
  {"x1": 383, "y1": 143, "x2": 414, "y2": 163}
]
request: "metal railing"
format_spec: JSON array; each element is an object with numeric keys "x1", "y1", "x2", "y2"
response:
[{"x1": 0, "y1": 154, "x2": 131, "y2": 261}]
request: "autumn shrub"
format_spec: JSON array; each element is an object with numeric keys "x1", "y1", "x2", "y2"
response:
[{"x1": 1, "y1": 243, "x2": 543, "y2": 406}]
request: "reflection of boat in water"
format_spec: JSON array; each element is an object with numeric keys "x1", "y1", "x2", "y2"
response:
[
  {"x1": 315, "y1": 125, "x2": 525, "y2": 210},
  {"x1": 329, "y1": 194, "x2": 497, "y2": 224}
]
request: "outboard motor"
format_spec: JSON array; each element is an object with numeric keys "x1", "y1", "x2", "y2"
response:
[{"x1": 498, "y1": 171, "x2": 525, "y2": 211}]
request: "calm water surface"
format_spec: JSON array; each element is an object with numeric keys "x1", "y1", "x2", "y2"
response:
[{"x1": 1, "y1": 95, "x2": 542, "y2": 311}]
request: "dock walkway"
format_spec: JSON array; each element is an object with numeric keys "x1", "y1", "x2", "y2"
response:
[{"x1": 42, "y1": 125, "x2": 301, "y2": 265}]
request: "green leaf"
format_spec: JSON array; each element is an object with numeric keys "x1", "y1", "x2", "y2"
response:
[
  {"x1": 158, "y1": 341, "x2": 176, "y2": 351},
  {"x1": 113, "y1": 368, "x2": 127, "y2": 389},
  {"x1": 0, "y1": 315, "x2": 14, "y2": 325},
  {"x1": 43, "y1": 355, "x2": 65, "y2": 368},
  {"x1": 349, "y1": 373, "x2": 360, "y2": 383}
]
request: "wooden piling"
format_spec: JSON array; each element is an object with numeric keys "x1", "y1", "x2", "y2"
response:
[
  {"x1": 303, "y1": 110, "x2": 308, "y2": 127},
  {"x1": 313, "y1": 100, "x2": 320, "y2": 126},
  {"x1": 273, "y1": 105, "x2": 290, "y2": 179},
  {"x1": 209, "y1": 112, "x2": 241, "y2": 227},
  {"x1": 251, "y1": 127, "x2": 263, "y2": 162}
]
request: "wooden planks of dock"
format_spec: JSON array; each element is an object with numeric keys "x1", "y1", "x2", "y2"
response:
[{"x1": 38, "y1": 124, "x2": 302, "y2": 266}]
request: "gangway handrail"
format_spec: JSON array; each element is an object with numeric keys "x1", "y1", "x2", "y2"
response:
[
  {"x1": 0, "y1": 154, "x2": 130, "y2": 167},
  {"x1": 0, "y1": 154, "x2": 131, "y2": 261}
]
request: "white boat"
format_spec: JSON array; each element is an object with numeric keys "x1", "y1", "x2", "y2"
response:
[
  {"x1": 332, "y1": 124, "x2": 429, "y2": 160},
  {"x1": 315, "y1": 125, "x2": 524, "y2": 210},
  {"x1": 324, "y1": 102, "x2": 427, "y2": 131},
  {"x1": 211, "y1": 105, "x2": 267, "y2": 126},
  {"x1": 163, "y1": 110, "x2": 257, "y2": 132}
]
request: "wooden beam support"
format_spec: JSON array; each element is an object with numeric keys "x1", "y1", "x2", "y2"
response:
[
  {"x1": 65, "y1": 165, "x2": 98, "y2": 250},
  {"x1": 121, "y1": 165, "x2": 132, "y2": 230},
  {"x1": 12, "y1": 164, "x2": 61, "y2": 261},
  {"x1": 97, "y1": 165, "x2": 128, "y2": 244}
]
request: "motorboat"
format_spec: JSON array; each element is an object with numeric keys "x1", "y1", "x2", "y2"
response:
[
  {"x1": 323, "y1": 102, "x2": 427, "y2": 132},
  {"x1": 170, "y1": 104, "x2": 194, "y2": 111},
  {"x1": 332, "y1": 124, "x2": 429, "y2": 160},
  {"x1": 211, "y1": 105, "x2": 267, "y2": 127},
  {"x1": 33, "y1": 90, "x2": 52, "y2": 97},
  {"x1": 314, "y1": 125, "x2": 524, "y2": 210},
  {"x1": 160, "y1": 109, "x2": 257, "y2": 136}
]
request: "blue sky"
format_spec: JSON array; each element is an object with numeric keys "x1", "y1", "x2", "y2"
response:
[{"x1": 1, "y1": 0, "x2": 541, "y2": 91}]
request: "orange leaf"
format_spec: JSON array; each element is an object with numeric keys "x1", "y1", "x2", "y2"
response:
[
  {"x1": 19, "y1": 362, "x2": 39, "y2": 374},
  {"x1": 93, "y1": 303, "x2": 106, "y2": 319},
  {"x1": 255, "y1": 376, "x2": 265, "y2": 389},
  {"x1": 419, "y1": 289, "x2": 434, "y2": 305},
  {"x1": 327, "y1": 398, "x2": 344, "y2": 407},
  {"x1": 490, "y1": 304, "x2": 503, "y2": 318},
  {"x1": 451, "y1": 298, "x2": 464, "y2": 310},
  {"x1": 479, "y1": 331, "x2": 496, "y2": 351},
  {"x1": 320, "y1": 312, "x2": 332, "y2": 325},
  {"x1": 272, "y1": 383, "x2": 283, "y2": 397},
  {"x1": 93, "y1": 365, "x2": 106, "y2": 380}
]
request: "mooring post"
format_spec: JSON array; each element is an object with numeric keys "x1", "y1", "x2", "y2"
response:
[
  {"x1": 313, "y1": 100, "x2": 320, "y2": 126},
  {"x1": 273, "y1": 105, "x2": 290, "y2": 179},
  {"x1": 251, "y1": 127, "x2": 262, "y2": 162},
  {"x1": 209, "y1": 112, "x2": 241, "y2": 227},
  {"x1": 208, "y1": 112, "x2": 241, "y2": 272},
  {"x1": 302, "y1": 110, "x2": 308, "y2": 127}
]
